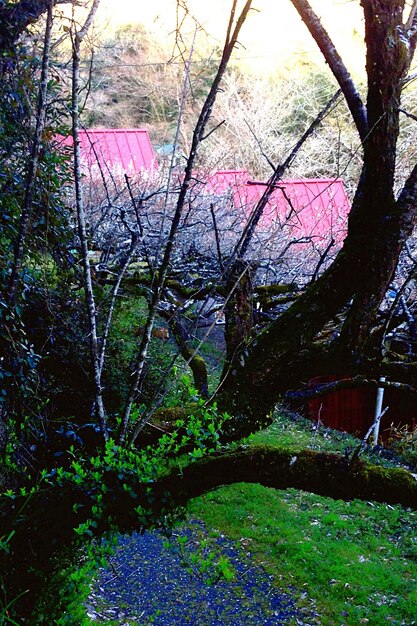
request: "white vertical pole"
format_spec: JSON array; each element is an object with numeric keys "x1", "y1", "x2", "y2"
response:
[{"x1": 372, "y1": 377, "x2": 386, "y2": 446}]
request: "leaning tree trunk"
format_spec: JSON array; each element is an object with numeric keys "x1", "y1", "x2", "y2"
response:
[
  {"x1": 217, "y1": 0, "x2": 417, "y2": 437},
  {"x1": 160, "y1": 308, "x2": 209, "y2": 398}
]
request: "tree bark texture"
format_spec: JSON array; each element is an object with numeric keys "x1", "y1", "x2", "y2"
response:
[
  {"x1": 339, "y1": 0, "x2": 416, "y2": 355},
  {"x1": 222, "y1": 259, "x2": 254, "y2": 378},
  {"x1": 158, "y1": 446, "x2": 417, "y2": 511},
  {"x1": 160, "y1": 309, "x2": 209, "y2": 397},
  {"x1": 71, "y1": 0, "x2": 108, "y2": 440},
  {"x1": 0, "y1": 0, "x2": 64, "y2": 54}
]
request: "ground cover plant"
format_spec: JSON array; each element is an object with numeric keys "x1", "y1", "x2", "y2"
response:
[
  {"x1": 248, "y1": 410, "x2": 416, "y2": 470},
  {"x1": 189, "y1": 485, "x2": 417, "y2": 626}
]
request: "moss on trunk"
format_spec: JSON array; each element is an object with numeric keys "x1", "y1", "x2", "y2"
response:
[{"x1": 158, "y1": 445, "x2": 417, "y2": 510}]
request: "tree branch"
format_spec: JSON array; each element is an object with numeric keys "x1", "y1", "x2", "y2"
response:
[
  {"x1": 290, "y1": 0, "x2": 368, "y2": 141},
  {"x1": 0, "y1": 0, "x2": 68, "y2": 53},
  {"x1": 120, "y1": 0, "x2": 253, "y2": 444}
]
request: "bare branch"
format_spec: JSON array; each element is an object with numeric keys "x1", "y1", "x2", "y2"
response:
[
  {"x1": 210, "y1": 203, "x2": 224, "y2": 272},
  {"x1": 399, "y1": 107, "x2": 417, "y2": 123},
  {"x1": 120, "y1": 1, "x2": 254, "y2": 444},
  {"x1": 233, "y1": 88, "x2": 342, "y2": 262},
  {"x1": 284, "y1": 376, "x2": 417, "y2": 401},
  {"x1": 405, "y1": 0, "x2": 417, "y2": 31},
  {"x1": 244, "y1": 119, "x2": 276, "y2": 172},
  {"x1": 71, "y1": 0, "x2": 108, "y2": 440},
  {"x1": 310, "y1": 238, "x2": 335, "y2": 283},
  {"x1": 290, "y1": 0, "x2": 368, "y2": 141}
]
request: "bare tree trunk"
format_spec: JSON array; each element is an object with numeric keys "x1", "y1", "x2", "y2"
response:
[
  {"x1": 336, "y1": 1, "x2": 415, "y2": 358},
  {"x1": 98, "y1": 237, "x2": 141, "y2": 376},
  {"x1": 160, "y1": 309, "x2": 209, "y2": 398},
  {"x1": 222, "y1": 260, "x2": 253, "y2": 379},
  {"x1": 71, "y1": 0, "x2": 108, "y2": 441}
]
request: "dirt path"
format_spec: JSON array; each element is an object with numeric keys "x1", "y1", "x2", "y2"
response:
[{"x1": 87, "y1": 520, "x2": 318, "y2": 625}]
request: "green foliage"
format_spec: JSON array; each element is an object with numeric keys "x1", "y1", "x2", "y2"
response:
[
  {"x1": 0, "y1": 35, "x2": 74, "y2": 442},
  {"x1": 187, "y1": 412, "x2": 417, "y2": 625},
  {"x1": 0, "y1": 530, "x2": 26, "y2": 625},
  {"x1": 0, "y1": 42, "x2": 71, "y2": 273},
  {"x1": 248, "y1": 410, "x2": 408, "y2": 469},
  {"x1": 0, "y1": 394, "x2": 230, "y2": 623},
  {"x1": 84, "y1": 23, "x2": 220, "y2": 133},
  {"x1": 103, "y1": 295, "x2": 178, "y2": 411},
  {"x1": 32, "y1": 539, "x2": 115, "y2": 626},
  {"x1": 1, "y1": 401, "x2": 231, "y2": 623},
  {"x1": 52, "y1": 397, "x2": 229, "y2": 511},
  {"x1": 164, "y1": 533, "x2": 235, "y2": 586},
  {"x1": 0, "y1": 301, "x2": 41, "y2": 413}
]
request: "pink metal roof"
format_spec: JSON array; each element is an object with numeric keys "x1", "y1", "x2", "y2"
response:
[
  {"x1": 243, "y1": 178, "x2": 349, "y2": 242},
  {"x1": 61, "y1": 129, "x2": 157, "y2": 174},
  {"x1": 203, "y1": 170, "x2": 249, "y2": 193},
  {"x1": 205, "y1": 172, "x2": 350, "y2": 244}
]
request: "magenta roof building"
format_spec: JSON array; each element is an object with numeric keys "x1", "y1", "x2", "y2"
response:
[
  {"x1": 61, "y1": 128, "x2": 350, "y2": 247},
  {"x1": 203, "y1": 170, "x2": 350, "y2": 245},
  {"x1": 61, "y1": 128, "x2": 157, "y2": 175}
]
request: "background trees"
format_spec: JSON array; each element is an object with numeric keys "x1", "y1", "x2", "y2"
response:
[{"x1": 2, "y1": 0, "x2": 417, "y2": 449}]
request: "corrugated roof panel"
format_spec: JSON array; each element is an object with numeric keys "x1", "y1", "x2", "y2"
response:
[
  {"x1": 62, "y1": 129, "x2": 157, "y2": 174},
  {"x1": 203, "y1": 170, "x2": 249, "y2": 195},
  {"x1": 208, "y1": 173, "x2": 350, "y2": 245}
]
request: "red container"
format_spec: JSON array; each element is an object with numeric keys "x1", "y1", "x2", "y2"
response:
[
  {"x1": 308, "y1": 376, "x2": 374, "y2": 437},
  {"x1": 308, "y1": 376, "x2": 417, "y2": 439}
]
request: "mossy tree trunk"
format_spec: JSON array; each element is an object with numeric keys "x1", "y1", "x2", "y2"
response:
[{"x1": 222, "y1": 259, "x2": 254, "y2": 380}]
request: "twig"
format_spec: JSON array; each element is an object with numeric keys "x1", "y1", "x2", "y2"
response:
[{"x1": 350, "y1": 406, "x2": 389, "y2": 464}]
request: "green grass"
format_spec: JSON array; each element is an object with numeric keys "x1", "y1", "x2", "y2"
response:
[
  {"x1": 247, "y1": 409, "x2": 412, "y2": 469},
  {"x1": 186, "y1": 410, "x2": 417, "y2": 625}
]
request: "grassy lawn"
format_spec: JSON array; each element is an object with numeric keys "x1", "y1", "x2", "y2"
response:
[{"x1": 187, "y1": 411, "x2": 417, "y2": 625}]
